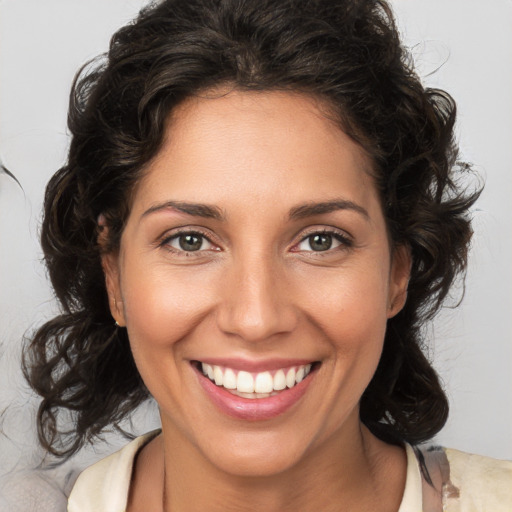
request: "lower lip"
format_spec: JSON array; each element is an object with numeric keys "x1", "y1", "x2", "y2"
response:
[{"x1": 194, "y1": 365, "x2": 315, "y2": 421}]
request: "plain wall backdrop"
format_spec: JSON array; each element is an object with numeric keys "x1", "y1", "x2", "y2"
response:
[{"x1": 1, "y1": 0, "x2": 511, "y2": 507}]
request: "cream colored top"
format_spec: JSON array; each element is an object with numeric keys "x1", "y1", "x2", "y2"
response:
[{"x1": 68, "y1": 431, "x2": 512, "y2": 512}]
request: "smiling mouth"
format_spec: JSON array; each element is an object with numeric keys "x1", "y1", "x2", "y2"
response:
[{"x1": 195, "y1": 361, "x2": 318, "y2": 399}]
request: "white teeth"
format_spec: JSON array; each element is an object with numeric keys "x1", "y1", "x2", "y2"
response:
[
  {"x1": 273, "y1": 369, "x2": 286, "y2": 391},
  {"x1": 286, "y1": 368, "x2": 296, "y2": 388},
  {"x1": 237, "y1": 371, "x2": 255, "y2": 393},
  {"x1": 213, "y1": 366, "x2": 223, "y2": 386},
  {"x1": 254, "y1": 371, "x2": 273, "y2": 393},
  {"x1": 234, "y1": 391, "x2": 274, "y2": 399},
  {"x1": 223, "y1": 368, "x2": 237, "y2": 389},
  {"x1": 200, "y1": 362, "x2": 314, "y2": 396},
  {"x1": 202, "y1": 362, "x2": 214, "y2": 380}
]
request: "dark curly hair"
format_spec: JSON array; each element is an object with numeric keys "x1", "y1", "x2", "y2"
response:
[{"x1": 24, "y1": 0, "x2": 481, "y2": 458}]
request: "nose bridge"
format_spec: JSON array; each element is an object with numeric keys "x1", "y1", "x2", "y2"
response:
[{"x1": 216, "y1": 248, "x2": 296, "y2": 342}]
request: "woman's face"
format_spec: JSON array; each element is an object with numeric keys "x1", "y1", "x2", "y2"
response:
[{"x1": 105, "y1": 90, "x2": 409, "y2": 477}]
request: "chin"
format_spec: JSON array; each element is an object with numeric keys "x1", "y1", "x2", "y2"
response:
[
  {"x1": 191, "y1": 425, "x2": 314, "y2": 478},
  {"x1": 208, "y1": 442, "x2": 307, "y2": 478}
]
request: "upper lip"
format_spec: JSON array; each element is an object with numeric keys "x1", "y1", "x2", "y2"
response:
[{"x1": 192, "y1": 357, "x2": 317, "y2": 373}]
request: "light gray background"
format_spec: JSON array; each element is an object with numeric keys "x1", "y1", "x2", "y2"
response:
[{"x1": 1, "y1": 0, "x2": 511, "y2": 505}]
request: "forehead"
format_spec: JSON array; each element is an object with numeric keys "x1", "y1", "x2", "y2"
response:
[{"x1": 133, "y1": 90, "x2": 379, "y2": 217}]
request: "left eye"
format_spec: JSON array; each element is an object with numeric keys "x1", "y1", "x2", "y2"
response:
[
  {"x1": 296, "y1": 233, "x2": 344, "y2": 252},
  {"x1": 167, "y1": 233, "x2": 215, "y2": 252}
]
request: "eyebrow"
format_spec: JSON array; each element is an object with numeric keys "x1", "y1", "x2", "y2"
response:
[
  {"x1": 141, "y1": 201, "x2": 224, "y2": 220},
  {"x1": 289, "y1": 199, "x2": 369, "y2": 220},
  {"x1": 140, "y1": 198, "x2": 368, "y2": 222}
]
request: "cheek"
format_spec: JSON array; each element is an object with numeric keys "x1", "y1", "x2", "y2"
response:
[
  {"x1": 298, "y1": 259, "x2": 390, "y2": 342},
  {"x1": 296, "y1": 258, "x2": 391, "y2": 403},
  {"x1": 118, "y1": 261, "x2": 220, "y2": 408},
  {"x1": 120, "y1": 262, "x2": 217, "y2": 351}
]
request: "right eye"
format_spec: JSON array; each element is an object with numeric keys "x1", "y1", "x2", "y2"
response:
[
  {"x1": 296, "y1": 233, "x2": 339, "y2": 252},
  {"x1": 161, "y1": 231, "x2": 218, "y2": 254}
]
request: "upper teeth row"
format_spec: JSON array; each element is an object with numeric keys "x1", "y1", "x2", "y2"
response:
[{"x1": 201, "y1": 363, "x2": 312, "y2": 393}]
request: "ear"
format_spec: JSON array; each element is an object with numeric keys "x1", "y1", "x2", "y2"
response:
[
  {"x1": 98, "y1": 215, "x2": 126, "y2": 327},
  {"x1": 387, "y1": 244, "x2": 411, "y2": 318}
]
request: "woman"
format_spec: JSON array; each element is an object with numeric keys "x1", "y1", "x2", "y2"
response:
[{"x1": 24, "y1": 0, "x2": 511, "y2": 510}]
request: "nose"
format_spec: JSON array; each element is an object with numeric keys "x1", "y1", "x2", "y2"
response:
[{"x1": 215, "y1": 255, "x2": 298, "y2": 343}]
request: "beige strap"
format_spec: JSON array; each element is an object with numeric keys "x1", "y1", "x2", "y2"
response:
[{"x1": 415, "y1": 446, "x2": 460, "y2": 512}]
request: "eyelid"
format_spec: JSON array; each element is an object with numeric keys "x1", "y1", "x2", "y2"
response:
[
  {"x1": 158, "y1": 226, "x2": 221, "y2": 253},
  {"x1": 290, "y1": 226, "x2": 353, "y2": 252},
  {"x1": 156, "y1": 225, "x2": 353, "y2": 255}
]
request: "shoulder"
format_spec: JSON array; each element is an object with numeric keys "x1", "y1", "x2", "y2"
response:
[
  {"x1": 443, "y1": 447, "x2": 512, "y2": 510},
  {"x1": 417, "y1": 445, "x2": 512, "y2": 511},
  {"x1": 67, "y1": 430, "x2": 161, "y2": 512}
]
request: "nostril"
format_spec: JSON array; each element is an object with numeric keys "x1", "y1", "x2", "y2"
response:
[
  {"x1": 216, "y1": 303, "x2": 298, "y2": 342},
  {"x1": 214, "y1": 268, "x2": 298, "y2": 341}
]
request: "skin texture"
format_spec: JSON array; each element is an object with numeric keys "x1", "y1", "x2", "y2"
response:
[{"x1": 103, "y1": 90, "x2": 411, "y2": 511}]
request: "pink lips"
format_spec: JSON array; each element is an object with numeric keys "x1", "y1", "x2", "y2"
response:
[{"x1": 194, "y1": 359, "x2": 316, "y2": 421}]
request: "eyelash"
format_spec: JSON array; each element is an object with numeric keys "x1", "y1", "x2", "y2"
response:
[
  {"x1": 158, "y1": 228, "x2": 219, "y2": 256},
  {"x1": 157, "y1": 227, "x2": 353, "y2": 256},
  {"x1": 292, "y1": 228, "x2": 353, "y2": 254}
]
